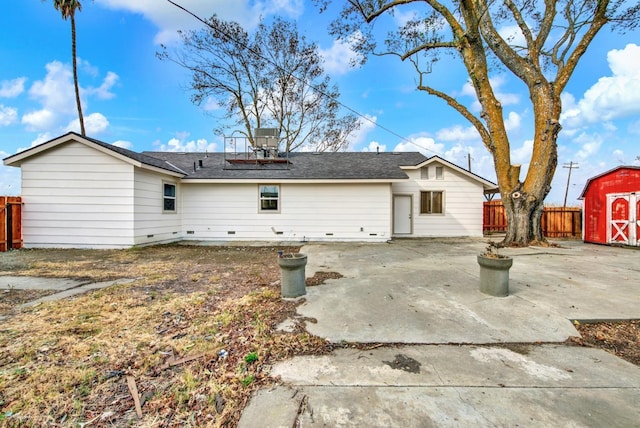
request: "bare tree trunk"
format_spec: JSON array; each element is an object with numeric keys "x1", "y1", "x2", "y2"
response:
[
  {"x1": 71, "y1": 13, "x2": 85, "y2": 136},
  {"x1": 502, "y1": 192, "x2": 545, "y2": 246},
  {"x1": 499, "y1": 81, "x2": 560, "y2": 247}
]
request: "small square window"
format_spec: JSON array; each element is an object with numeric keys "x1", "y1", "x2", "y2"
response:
[
  {"x1": 163, "y1": 183, "x2": 176, "y2": 212},
  {"x1": 420, "y1": 191, "x2": 443, "y2": 214},
  {"x1": 259, "y1": 185, "x2": 279, "y2": 212}
]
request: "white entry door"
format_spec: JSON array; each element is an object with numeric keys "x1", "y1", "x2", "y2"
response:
[{"x1": 393, "y1": 195, "x2": 412, "y2": 234}]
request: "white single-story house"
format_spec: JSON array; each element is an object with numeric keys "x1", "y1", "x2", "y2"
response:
[{"x1": 3, "y1": 132, "x2": 497, "y2": 249}]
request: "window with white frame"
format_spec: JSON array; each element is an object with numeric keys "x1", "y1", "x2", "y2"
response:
[
  {"x1": 259, "y1": 185, "x2": 280, "y2": 212},
  {"x1": 163, "y1": 182, "x2": 177, "y2": 212},
  {"x1": 420, "y1": 191, "x2": 443, "y2": 214},
  {"x1": 435, "y1": 166, "x2": 444, "y2": 179}
]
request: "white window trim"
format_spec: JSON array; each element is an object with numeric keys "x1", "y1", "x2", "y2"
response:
[
  {"x1": 163, "y1": 181, "x2": 177, "y2": 213},
  {"x1": 258, "y1": 184, "x2": 280, "y2": 213}
]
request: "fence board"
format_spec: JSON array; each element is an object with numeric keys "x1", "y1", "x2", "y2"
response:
[
  {"x1": 1, "y1": 196, "x2": 22, "y2": 251},
  {"x1": 483, "y1": 201, "x2": 582, "y2": 238}
]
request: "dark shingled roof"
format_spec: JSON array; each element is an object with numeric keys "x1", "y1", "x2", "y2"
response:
[
  {"x1": 2, "y1": 132, "x2": 186, "y2": 175},
  {"x1": 142, "y1": 151, "x2": 429, "y2": 180},
  {"x1": 80, "y1": 134, "x2": 185, "y2": 175}
]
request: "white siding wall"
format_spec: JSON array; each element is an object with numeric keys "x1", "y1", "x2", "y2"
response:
[
  {"x1": 181, "y1": 182, "x2": 392, "y2": 242},
  {"x1": 392, "y1": 163, "x2": 485, "y2": 237},
  {"x1": 133, "y1": 169, "x2": 183, "y2": 246},
  {"x1": 19, "y1": 141, "x2": 136, "y2": 248}
]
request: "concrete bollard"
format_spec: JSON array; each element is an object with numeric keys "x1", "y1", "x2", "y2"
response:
[
  {"x1": 477, "y1": 255, "x2": 513, "y2": 297},
  {"x1": 278, "y1": 253, "x2": 307, "y2": 298}
]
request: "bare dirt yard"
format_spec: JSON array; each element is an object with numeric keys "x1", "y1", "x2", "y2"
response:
[{"x1": 0, "y1": 245, "x2": 637, "y2": 427}]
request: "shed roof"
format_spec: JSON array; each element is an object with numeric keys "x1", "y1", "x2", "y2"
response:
[{"x1": 578, "y1": 165, "x2": 640, "y2": 199}]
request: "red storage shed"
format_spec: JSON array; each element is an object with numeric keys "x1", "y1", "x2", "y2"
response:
[{"x1": 578, "y1": 166, "x2": 640, "y2": 246}]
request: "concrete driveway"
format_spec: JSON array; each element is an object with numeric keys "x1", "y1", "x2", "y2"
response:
[{"x1": 239, "y1": 238, "x2": 640, "y2": 427}]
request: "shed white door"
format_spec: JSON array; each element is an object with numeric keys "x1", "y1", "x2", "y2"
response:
[
  {"x1": 393, "y1": 195, "x2": 412, "y2": 234},
  {"x1": 607, "y1": 192, "x2": 639, "y2": 246}
]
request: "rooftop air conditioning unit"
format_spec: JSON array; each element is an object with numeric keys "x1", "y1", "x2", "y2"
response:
[{"x1": 254, "y1": 128, "x2": 280, "y2": 148}]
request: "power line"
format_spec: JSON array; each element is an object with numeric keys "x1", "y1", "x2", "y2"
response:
[{"x1": 165, "y1": 0, "x2": 442, "y2": 156}]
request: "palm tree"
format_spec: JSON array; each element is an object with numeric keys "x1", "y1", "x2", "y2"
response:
[{"x1": 47, "y1": 0, "x2": 85, "y2": 135}]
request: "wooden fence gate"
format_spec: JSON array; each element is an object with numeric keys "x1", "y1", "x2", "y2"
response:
[
  {"x1": 1, "y1": 196, "x2": 22, "y2": 251},
  {"x1": 483, "y1": 201, "x2": 582, "y2": 238}
]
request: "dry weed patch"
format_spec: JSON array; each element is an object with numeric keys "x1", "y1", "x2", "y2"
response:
[{"x1": 0, "y1": 245, "x2": 332, "y2": 426}]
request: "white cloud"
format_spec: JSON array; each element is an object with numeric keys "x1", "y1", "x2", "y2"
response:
[
  {"x1": 612, "y1": 149, "x2": 625, "y2": 163},
  {"x1": 348, "y1": 114, "x2": 377, "y2": 148},
  {"x1": 65, "y1": 112, "x2": 110, "y2": 135},
  {"x1": 22, "y1": 109, "x2": 56, "y2": 130},
  {"x1": 96, "y1": 0, "x2": 304, "y2": 45},
  {"x1": 561, "y1": 43, "x2": 640, "y2": 129},
  {"x1": 361, "y1": 141, "x2": 386, "y2": 152},
  {"x1": 0, "y1": 105, "x2": 18, "y2": 126},
  {"x1": 504, "y1": 111, "x2": 521, "y2": 131},
  {"x1": 0, "y1": 161, "x2": 20, "y2": 195},
  {"x1": 320, "y1": 37, "x2": 361, "y2": 76},
  {"x1": 498, "y1": 24, "x2": 527, "y2": 49},
  {"x1": 436, "y1": 124, "x2": 480, "y2": 142},
  {"x1": 156, "y1": 134, "x2": 217, "y2": 152},
  {"x1": 459, "y1": 75, "x2": 520, "y2": 112},
  {"x1": 20, "y1": 61, "x2": 118, "y2": 134},
  {"x1": 511, "y1": 139, "x2": 533, "y2": 164},
  {"x1": 573, "y1": 132, "x2": 603, "y2": 161},
  {"x1": 15, "y1": 133, "x2": 53, "y2": 154},
  {"x1": 88, "y1": 71, "x2": 119, "y2": 100},
  {"x1": 393, "y1": 134, "x2": 444, "y2": 156},
  {"x1": 203, "y1": 97, "x2": 222, "y2": 112},
  {"x1": 112, "y1": 140, "x2": 133, "y2": 149},
  {"x1": 78, "y1": 58, "x2": 99, "y2": 78},
  {"x1": 0, "y1": 77, "x2": 27, "y2": 98},
  {"x1": 22, "y1": 61, "x2": 76, "y2": 130}
]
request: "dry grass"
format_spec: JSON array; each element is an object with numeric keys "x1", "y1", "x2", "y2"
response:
[
  {"x1": 0, "y1": 245, "x2": 332, "y2": 427},
  {"x1": 570, "y1": 320, "x2": 640, "y2": 366},
  {"x1": 1, "y1": 245, "x2": 637, "y2": 426}
]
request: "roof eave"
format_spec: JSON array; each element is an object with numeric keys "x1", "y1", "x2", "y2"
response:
[
  {"x1": 402, "y1": 155, "x2": 498, "y2": 190},
  {"x1": 179, "y1": 178, "x2": 407, "y2": 184}
]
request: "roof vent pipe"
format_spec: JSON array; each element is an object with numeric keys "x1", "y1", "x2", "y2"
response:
[
  {"x1": 198, "y1": 159, "x2": 203, "y2": 168},
  {"x1": 377, "y1": 146, "x2": 379, "y2": 154}
]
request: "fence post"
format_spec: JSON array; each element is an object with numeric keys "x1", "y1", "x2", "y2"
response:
[
  {"x1": 0, "y1": 196, "x2": 22, "y2": 252},
  {"x1": 6, "y1": 199, "x2": 12, "y2": 250}
]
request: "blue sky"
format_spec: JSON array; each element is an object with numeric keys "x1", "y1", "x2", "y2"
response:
[{"x1": 1, "y1": 0, "x2": 640, "y2": 204}]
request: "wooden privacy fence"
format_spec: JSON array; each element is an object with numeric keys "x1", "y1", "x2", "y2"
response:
[
  {"x1": 483, "y1": 200, "x2": 582, "y2": 238},
  {"x1": 1, "y1": 196, "x2": 22, "y2": 251}
]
